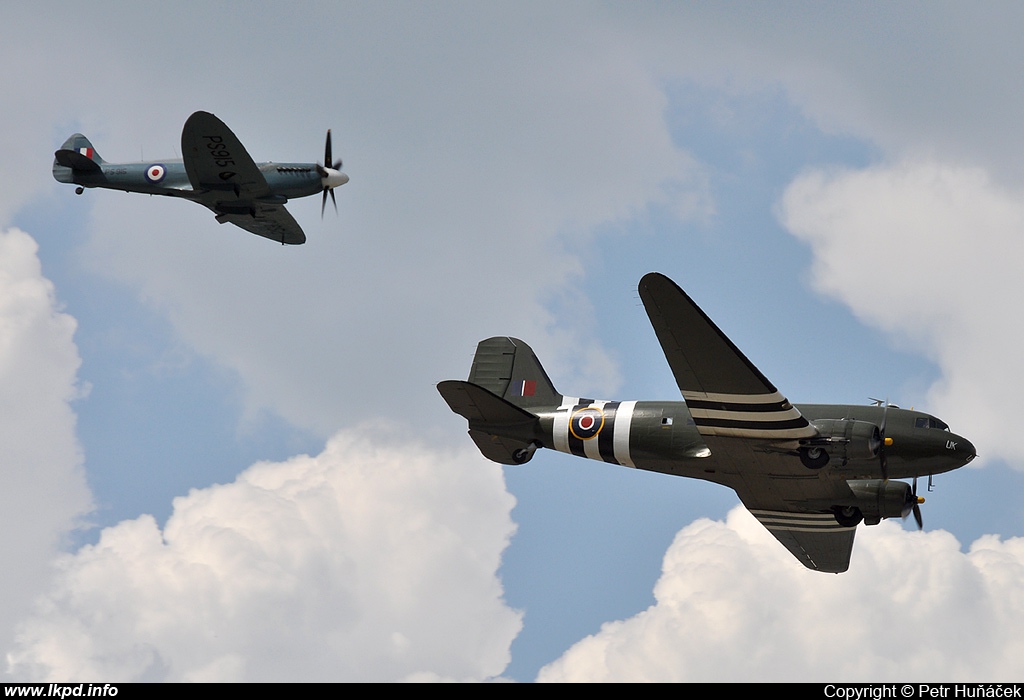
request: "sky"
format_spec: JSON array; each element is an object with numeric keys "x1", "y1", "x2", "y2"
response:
[{"x1": 2, "y1": 1, "x2": 1024, "y2": 682}]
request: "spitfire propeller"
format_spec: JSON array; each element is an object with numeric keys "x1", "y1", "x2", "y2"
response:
[{"x1": 316, "y1": 129, "x2": 348, "y2": 217}]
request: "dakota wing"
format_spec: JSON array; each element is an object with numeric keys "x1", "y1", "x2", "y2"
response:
[{"x1": 638, "y1": 272, "x2": 816, "y2": 441}]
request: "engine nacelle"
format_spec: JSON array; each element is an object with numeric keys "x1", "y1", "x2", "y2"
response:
[
  {"x1": 809, "y1": 419, "x2": 882, "y2": 463},
  {"x1": 845, "y1": 479, "x2": 915, "y2": 525}
]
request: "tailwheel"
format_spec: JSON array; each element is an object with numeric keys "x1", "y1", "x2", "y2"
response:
[{"x1": 512, "y1": 442, "x2": 539, "y2": 464}]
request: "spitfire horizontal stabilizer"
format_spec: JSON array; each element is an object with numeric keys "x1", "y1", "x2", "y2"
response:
[{"x1": 54, "y1": 149, "x2": 102, "y2": 172}]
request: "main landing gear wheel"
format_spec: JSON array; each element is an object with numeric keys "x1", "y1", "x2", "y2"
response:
[
  {"x1": 799, "y1": 446, "x2": 830, "y2": 469},
  {"x1": 833, "y1": 506, "x2": 863, "y2": 527}
]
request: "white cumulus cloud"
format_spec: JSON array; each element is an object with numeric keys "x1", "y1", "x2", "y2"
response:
[
  {"x1": 780, "y1": 161, "x2": 1024, "y2": 465},
  {"x1": 0, "y1": 228, "x2": 91, "y2": 659},
  {"x1": 538, "y1": 506, "x2": 1024, "y2": 682},
  {"x1": 8, "y1": 427, "x2": 520, "y2": 682}
]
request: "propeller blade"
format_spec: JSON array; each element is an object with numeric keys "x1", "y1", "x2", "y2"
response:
[
  {"x1": 879, "y1": 399, "x2": 890, "y2": 481},
  {"x1": 909, "y1": 477, "x2": 924, "y2": 530},
  {"x1": 318, "y1": 129, "x2": 344, "y2": 220}
]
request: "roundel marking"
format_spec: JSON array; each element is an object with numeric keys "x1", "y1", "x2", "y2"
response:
[
  {"x1": 145, "y1": 164, "x2": 166, "y2": 183},
  {"x1": 570, "y1": 406, "x2": 605, "y2": 440}
]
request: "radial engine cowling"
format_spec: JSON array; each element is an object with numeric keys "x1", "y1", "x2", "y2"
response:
[
  {"x1": 845, "y1": 479, "x2": 916, "y2": 525},
  {"x1": 810, "y1": 419, "x2": 882, "y2": 463}
]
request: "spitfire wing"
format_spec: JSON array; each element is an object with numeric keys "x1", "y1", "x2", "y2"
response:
[
  {"x1": 181, "y1": 111, "x2": 305, "y2": 245},
  {"x1": 214, "y1": 206, "x2": 306, "y2": 245},
  {"x1": 181, "y1": 111, "x2": 269, "y2": 198},
  {"x1": 638, "y1": 272, "x2": 816, "y2": 441}
]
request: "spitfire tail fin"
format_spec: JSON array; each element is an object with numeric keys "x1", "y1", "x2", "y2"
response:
[
  {"x1": 468, "y1": 336, "x2": 562, "y2": 410},
  {"x1": 53, "y1": 134, "x2": 104, "y2": 182}
]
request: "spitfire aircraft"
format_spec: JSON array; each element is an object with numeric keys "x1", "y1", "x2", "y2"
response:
[
  {"x1": 52, "y1": 111, "x2": 348, "y2": 245},
  {"x1": 438, "y1": 273, "x2": 976, "y2": 573}
]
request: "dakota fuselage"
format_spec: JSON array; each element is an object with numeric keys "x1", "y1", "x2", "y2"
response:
[{"x1": 510, "y1": 400, "x2": 974, "y2": 485}]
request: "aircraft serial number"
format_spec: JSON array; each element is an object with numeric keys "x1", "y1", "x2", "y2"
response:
[{"x1": 203, "y1": 136, "x2": 235, "y2": 168}]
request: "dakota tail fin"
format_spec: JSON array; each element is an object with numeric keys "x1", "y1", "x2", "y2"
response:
[
  {"x1": 53, "y1": 134, "x2": 103, "y2": 182},
  {"x1": 437, "y1": 337, "x2": 561, "y2": 465},
  {"x1": 467, "y1": 336, "x2": 562, "y2": 410}
]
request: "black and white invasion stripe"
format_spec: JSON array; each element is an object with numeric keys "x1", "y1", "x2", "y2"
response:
[
  {"x1": 552, "y1": 397, "x2": 637, "y2": 468},
  {"x1": 682, "y1": 390, "x2": 817, "y2": 439},
  {"x1": 749, "y1": 509, "x2": 854, "y2": 533}
]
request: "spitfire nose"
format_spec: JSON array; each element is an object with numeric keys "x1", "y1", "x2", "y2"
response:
[{"x1": 321, "y1": 168, "x2": 348, "y2": 189}]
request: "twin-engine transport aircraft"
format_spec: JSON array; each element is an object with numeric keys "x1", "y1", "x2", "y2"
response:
[
  {"x1": 52, "y1": 111, "x2": 348, "y2": 245},
  {"x1": 438, "y1": 273, "x2": 976, "y2": 573}
]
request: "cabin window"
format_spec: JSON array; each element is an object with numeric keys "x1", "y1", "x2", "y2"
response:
[{"x1": 662, "y1": 417, "x2": 673, "y2": 426}]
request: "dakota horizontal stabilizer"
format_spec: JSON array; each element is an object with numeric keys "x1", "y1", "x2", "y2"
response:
[
  {"x1": 437, "y1": 379, "x2": 538, "y2": 426},
  {"x1": 468, "y1": 429, "x2": 537, "y2": 466},
  {"x1": 438, "y1": 380, "x2": 540, "y2": 465}
]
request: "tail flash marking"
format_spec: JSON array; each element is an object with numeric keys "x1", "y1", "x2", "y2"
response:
[
  {"x1": 78, "y1": 147, "x2": 95, "y2": 159},
  {"x1": 513, "y1": 380, "x2": 536, "y2": 397}
]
